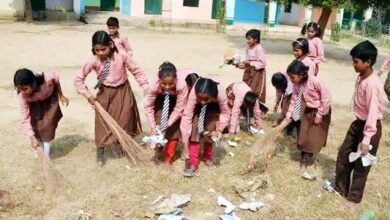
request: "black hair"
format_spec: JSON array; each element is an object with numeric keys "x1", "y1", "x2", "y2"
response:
[
  {"x1": 292, "y1": 38, "x2": 309, "y2": 55},
  {"x1": 158, "y1": 61, "x2": 177, "y2": 79},
  {"x1": 271, "y1": 72, "x2": 288, "y2": 91},
  {"x1": 287, "y1": 60, "x2": 309, "y2": 82},
  {"x1": 91, "y1": 30, "x2": 118, "y2": 55},
  {"x1": 301, "y1": 22, "x2": 321, "y2": 38},
  {"x1": 185, "y1": 73, "x2": 199, "y2": 88},
  {"x1": 244, "y1": 91, "x2": 258, "y2": 108},
  {"x1": 195, "y1": 78, "x2": 219, "y2": 98},
  {"x1": 245, "y1": 29, "x2": 261, "y2": 44},
  {"x1": 350, "y1": 40, "x2": 378, "y2": 67},
  {"x1": 106, "y1": 17, "x2": 119, "y2": 27},
  {"x1": 14, "y1": 68, "x2": 45, "y2": 91}
]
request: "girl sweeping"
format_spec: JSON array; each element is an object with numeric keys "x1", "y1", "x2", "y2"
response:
[
  {"x1": 226, "y1": 82, "x2": 265, "y2": 135},
  {"x1": 15, "y1": 68, "x2": 68, "y2": 157},
  {"x1": 301, "y1": 22, "x2": 325, "y2": 75},
  {"x1": 271, "y1": 72, "x2": 297, "y2": 136},
  {"x1": 180, "y1": 78, "x2": 230, "y2": 177},
  {"x1": 237, "y1": 29, "x2": 267, "y2": 103},
  {"x1": 278, "y1": 60, "x2": 331, "y2": 178},
  {"x1": 74, "y1": 30, "x2": 149, "y2": 166},
  {"x1": 144, "y1": 61, "x2": 197, "y2": 164},
  {"x1": 292, "y1": 38, "x2": 316, "y2": 76}
]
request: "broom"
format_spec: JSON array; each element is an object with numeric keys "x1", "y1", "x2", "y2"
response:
[
  {"x1": 245, "y1": 122, "x2": 289, "y2": 174},
  {"x1": 94, "y1": 101, "x2": 149, "y2": 166},
  {"x1": 36, "y1": 148, "x2": 69, "y2": 191}
]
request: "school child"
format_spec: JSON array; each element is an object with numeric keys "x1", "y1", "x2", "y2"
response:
[
  {"x1": 106, "y1": 17, "x2": 133, "y2": 56},
  {"x1": 226, "y1": 82, "x2": 264, "y2": 135},
  {"x1": 271, "y1": 72, "x2": 298, "y2": 136},
  {"x1": 378, "y1": 57, "x2": 390, "y2": 100},
  {"x1": 15, "y1": 68, "x2": 69, "y2": 157},
  {"x1": 292, "y1": 38, "x2": 316, "y2": 76},
  {"x1": 335, "y1": 41, "x2": 383, "y2": 203},
  {"x1": 144, "y1": 61, "x2": 197, "y2": 163},
  {"x1": 278, "y1": 60, "x2": 331, "y2": 177},
  {"x1": 237, "y1": 29, "x2": 267, "y2": 103},
  {"x1": 180, "y1": 78, "x2": 230, "y2": 177},
  {"x1": 301, "y1": 22, "x2": 325, "y2": 75},
  {"x1": 74, "y1": 30, "x2": 149, "y2": 166}
]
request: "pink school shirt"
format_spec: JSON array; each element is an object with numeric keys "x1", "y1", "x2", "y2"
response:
[
  {"x1": 308, "y1": 37, "x2": 325, "y2": 65},
  {"x1": 227, "y1": 82, "x2": 262, "y2": 134},
  {"x1": 286, "y1": 74, "x2": 331, "y2": 119},
  {"x1": 111, "y1": 32, "x2": 133, "y2": 56},
  {"x1": 19, "y1": 72, "x2": 59, "y2": 137},
  {"x1": 245, "y1": 44, "x2": 266, "y2": 70},
  {"x1": 180, "y1": 82, "x2": 230, "y2": 146},
  {"x1": 300, "y1": 56, "x2": 316, "y2": 76},
  {"x1": 353, "y1": 73, "x2": 384, "y2": 145},
  {"x1": 380, "y1": 57, "x2": 390, "y2": 73},
  {"x1": 144, "y1": 68, "x2": 195, "y2": 130},
  {"x1": 275, "y1": 72, "x2": 292, "y2": 105},
  {"x1": 74, "y1": 51, "x2": 149, "y2": 98}
]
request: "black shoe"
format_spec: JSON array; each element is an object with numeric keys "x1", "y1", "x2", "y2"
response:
[{"x1": 96, "y1": 148, "x2": 106, "y2": 167}]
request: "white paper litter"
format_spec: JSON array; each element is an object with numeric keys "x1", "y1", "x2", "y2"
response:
[
  {"x1": 227, "y1": 140, "x2": 238, "y2": 147},
  {"x1": 249, "y1": 126, "x2": 265, "y2": 136},
  {"x1": 219, "y1": 212, "x2": 241, "y2": 220},
  {"x1": 239, "y1": 201, "x2": 264, "y2": 211},
  {"x1": 349, "y1": 145, "x2": 377, "y2": 167},
  {"x1": 217, "y1": 196, "x2": 235, "y2": 214}
]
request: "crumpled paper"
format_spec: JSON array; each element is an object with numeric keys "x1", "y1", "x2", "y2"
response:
[
  {"x1": 217, "y1": 196, "x2": 235, "y2": 214},
  {"x1": 149, "y1": 194, "x2": 192, "y2": 215},
  {"x1": 249, "y1": 126, "x2": 265, "y2": 136},
  {"x1": 349, "y1": 145, "x2": 377, "y2": 167},
  {"x1": 219, "y1": 212, "x2": 241, "y2": 220},
  {"x1": 238, "y1": 201, "x2": 264, "y2": 211}
]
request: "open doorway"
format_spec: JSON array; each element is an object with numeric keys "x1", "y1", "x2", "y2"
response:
[{"x1": 85, "y1": 0, "x2": 120, "y2": 11}]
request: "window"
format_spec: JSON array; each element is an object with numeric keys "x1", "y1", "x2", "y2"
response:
[
  {"x1": 284, "y1": 3, "x2": 292, "y2": 13},
  {"x1": 183, "y1": 0, "x2": 199, "y2": 7}
]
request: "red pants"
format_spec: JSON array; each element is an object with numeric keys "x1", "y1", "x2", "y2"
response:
[
  {"x1": 188, "y1": 141, "x2": 213, "y2": 168},
  {"x1": 156, "y1": 139, "x2": 178, "y2": 163}
]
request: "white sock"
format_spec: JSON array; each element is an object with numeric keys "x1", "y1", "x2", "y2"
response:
[{"x1": 43, "y1": 142, "x2": 51, "y2": 157}]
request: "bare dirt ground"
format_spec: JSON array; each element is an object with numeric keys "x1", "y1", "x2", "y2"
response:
[{"x1": 0, "y1": 21, "x2": 389, "y2": 219}]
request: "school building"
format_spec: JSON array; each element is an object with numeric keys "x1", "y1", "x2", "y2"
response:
[{"x1": 1, "y1": 0, "x2": 384, "y2": 31}]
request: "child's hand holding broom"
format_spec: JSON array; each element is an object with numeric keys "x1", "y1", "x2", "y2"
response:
[
  {"x1": 60, "y1": 95, "x2": 69, "y2": 107},
  {"x1": 87, "y1": 96, "x2": 96, "y2": 109},
  {"x1": 30, "y1": 136, "x2": 40, "y2": 149}
]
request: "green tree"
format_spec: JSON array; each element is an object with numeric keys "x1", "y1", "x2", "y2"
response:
[{"x1": 275, "y1": 0, "x2": 389, "y2": 38}]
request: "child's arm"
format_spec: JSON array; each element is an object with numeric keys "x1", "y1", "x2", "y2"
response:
[
  {"x1": 274, "y1": 89, "x2": 283, "y2": 112},
  {"x1": 168, "y1": 84, "x2": 189, "y2": 127},
  {"x1": 229, "y1": 94, "x2": 245, "y2": 134},
  {"x1": 314, "y1": 39, "x2": 325, "y2": 64},
  {"x1": 122, "y1": 36, "x2": 133, "y2": 56},
  {"x1": 53, "y1": 74, "x2": 69, "y2": 106},
  {"x1": 143, "y1": 90, "x2": 158, "y2": 134},
  {"x1": 180, "y1": 88, "x2": 197, "y2": 157},
  {"x1": 18, "y1": 96, "x2": 39, "y2": 148},
  {"x1": 314, "y1": 80, "x2": 331, "y2": 124},
  {"x1": 74, "y1": 57, "x2": 96, "y2": 107},
  {"x1": 124, "y1": 54, "x2": 149, "y2": 93},
  {"x1": 360, "y1": 84, "x2": 381, "y2": 154},
  {"x1": 216, "y1": 86, "x2": 231, "y2": 133},
  {"x1": 379, "y1": 58, "x2": 390, "y2": 75},
  {"x1": 253, "y1": 100, "x2": 263, "y2": 129}
]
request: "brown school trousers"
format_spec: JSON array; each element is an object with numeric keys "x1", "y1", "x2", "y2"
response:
[{"x1": 335, "y1": 119, "x2": 382, "y2": 203}]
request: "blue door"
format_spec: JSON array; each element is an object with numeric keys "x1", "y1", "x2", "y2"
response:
[
  {"x1": 120, "y1": 0, "x2": 131, "y2": 15},
  {"x1": 234, "y1": 0, "x2": 265, "y2": 23}
]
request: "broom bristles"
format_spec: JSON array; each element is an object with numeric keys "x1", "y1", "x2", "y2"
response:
[
  {"x1": 246, "y1": 123, "x2": 289, "y2": 173},
  {"x1": 36, "y1": 148, "x2": 69, "y2": 191},
  {"x1": 94, "y1": 102, "x2": 149, "y2": 166}
]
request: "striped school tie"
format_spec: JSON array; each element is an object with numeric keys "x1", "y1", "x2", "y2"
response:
[
  {"x1": 94, "y1": 58, "x2": 110, "y2": 89},
  {"x1": 197, "y1": 104, "x2": 207, "y2": 140},
  {"x1": 159, "y1": 93, "x2": 170, "y2": 134},
  {"x1": 292, "y1": 85, "x2": 303, "y2": 121}
]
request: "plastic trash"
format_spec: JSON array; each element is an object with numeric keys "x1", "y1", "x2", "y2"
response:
[
  {"x1": 349, "y1": 145, "x2": 377, "y2": 167},
  {"x1": 217, "y1": 196, "x2": 235, "y2": 214},
  {"x1": 357, "y1": 210, "x2": 375, "y2": 220},
  {"x1": 239, "y1": 201, "x2": 265, "y2": 211}
]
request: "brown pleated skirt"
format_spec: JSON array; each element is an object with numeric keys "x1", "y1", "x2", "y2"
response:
[
  {"x1": 29, "y1": 88, "x2": 63, "y2": 142},
  {"x1": 95, "y1": 81, "x2": 142, "y2": 148},
  {"x1": 242, "y1": 67, "x2": 266, "y2": 103},
  {"x1": 277, "y1": 93, "x2": 292, "y2": 124},
  {"x1": 153, "y1": 94, "x2": 180, "y2": 139},
  {"x1": 297, "y1": 102, "x2": 331, "y2": 155},
  {"x1": 189, "y1": 102, "x2": 223, "y2": 143}
]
